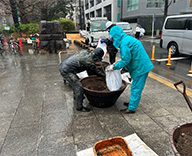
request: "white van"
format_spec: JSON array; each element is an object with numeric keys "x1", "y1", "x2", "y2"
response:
[
  {"x1": 160, "y1": 14, "x2": 192, "y2": 56},
  {"x1": 115, "y1": 22, "x2": 133, "y2": 36}
]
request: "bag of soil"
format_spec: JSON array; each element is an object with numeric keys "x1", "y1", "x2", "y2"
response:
[{"x1": 105, "y1": 66, "x2": 122, "y2": 91}]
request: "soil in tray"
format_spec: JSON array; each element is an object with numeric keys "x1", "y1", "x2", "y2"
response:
[
  {"x1": 175, "y1": 131, "x2": 192, "y2": 156},
  {"x1": 96, "y1": 144, "x2": 128, "y2": 156}
]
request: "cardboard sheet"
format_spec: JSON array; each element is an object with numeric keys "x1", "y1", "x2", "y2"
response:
[{"x1": 76, "y1": 133, "x2": 158, "y2": 156}]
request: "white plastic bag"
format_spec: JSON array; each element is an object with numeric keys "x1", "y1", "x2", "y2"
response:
[
  {"x1": 96, "y1": 39, "x2": 107, "y2": 59},
  {"x1": 106, "y1": 66, "x2": 122, "y2": 91},
  {"x1": 121, "y1": 72, "x2": 132, "y2": 84},
  {"x1": 76, "y1": 71, "x2": 88, "y2": 79}
]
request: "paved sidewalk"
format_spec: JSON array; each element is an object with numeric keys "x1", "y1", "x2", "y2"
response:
[{"x1": 0, "y1": 48, "x2": 192, "y2": 156}]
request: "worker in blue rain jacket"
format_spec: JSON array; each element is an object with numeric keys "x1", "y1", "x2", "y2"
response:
[{"x1": 106, "y1": 25, "x2": 154, "y2": 113}]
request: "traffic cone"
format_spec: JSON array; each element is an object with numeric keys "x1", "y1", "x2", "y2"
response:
[
  {"x1": 4, "y1": 37, "x2": 8, "y2": 52},
  {"x1": 189, "y1": 61, "x2": 192, "y2": 73},
  {"x1": 151, "y1": 45, "x2": 155, "y2": 60},
  {"x1": 166, "y1": 48, "x2": 172, "y2": 66},
  {"x1": 37, "y1": 38, "x2": 40, "y2": 48},
  {"x1": 19, "y1": 38, "x2": 23, "y2": 55}
]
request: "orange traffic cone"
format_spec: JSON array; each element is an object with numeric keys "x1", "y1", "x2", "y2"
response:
[
  {"x1": 19, "y1": 38, "x2": 23, "y2": 55},
  {"x1": 4, "y1": 37, "x2": 8, "y2": 52},
  {"x1": 37, "y1": 38, "x2": 40, "y2": 48}
]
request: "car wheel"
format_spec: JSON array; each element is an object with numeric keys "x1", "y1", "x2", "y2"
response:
[{"x1": 168, "y1": 43, "x2": 179, "y2": 56}]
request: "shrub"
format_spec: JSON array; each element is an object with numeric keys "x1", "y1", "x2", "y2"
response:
[
  {"x1": 20, "y1": 23, "x2": 39, "y2": 35},
  {"x1": 0, "y1": 25, "x2": 17, "y2": 34},
  {"x1": 57, "y1": 19, "x2": 75, "y2": 31}
]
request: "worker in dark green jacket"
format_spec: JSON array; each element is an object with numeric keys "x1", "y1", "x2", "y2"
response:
[{"x1": 59, "y1": 48, "x2": 105, "y2": 112}]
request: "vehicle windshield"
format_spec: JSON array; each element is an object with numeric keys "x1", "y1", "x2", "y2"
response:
[
  {"x1": 91, "y1": 21, "x2": 107, "y2": 32},
  {"x1": 118, "y1": 24, "x2": 131, "y2": 30}
]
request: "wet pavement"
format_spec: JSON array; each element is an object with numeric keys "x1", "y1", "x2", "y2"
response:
[{"x1": 0, "y1": 43, "x2": 192, "y2": 156}]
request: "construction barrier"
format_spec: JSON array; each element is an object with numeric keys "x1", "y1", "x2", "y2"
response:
[
  {"x1": 19, "y1": 38, "x2": 23, "y2": 55},
  {"x1": 166, "y1": 48, "x2": 172, "y2": 66},
  {"x1": 151, "y1": 45, "x2": 155, "y2": 60}
]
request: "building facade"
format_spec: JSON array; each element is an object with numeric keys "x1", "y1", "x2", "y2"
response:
[
  {"x1": 122, "y1": 0, "x2": 192, "y2": 31},
  {"x1": 84, "y1": 0, "x2": 192, "y2": 33},
  {"x1": 84, "y1": 0, "x2": 121, "y2": 22}
]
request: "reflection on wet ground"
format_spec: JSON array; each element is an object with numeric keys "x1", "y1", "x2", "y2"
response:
[{"x1": 142, "y1": 40, "x2": 192, "y2": 90}]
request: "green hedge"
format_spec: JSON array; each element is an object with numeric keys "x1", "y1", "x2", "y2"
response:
[
  {"x1": 0, "y1": 25, "x2": 17, "y2": 34},
  {"x1": 0, "y1": 23, "x2": 39, "y2": 35},
  {"x1": 57, "y1": 19, "x2": 75, "y2": 31},
  {"x1": 20, "y1": 23, "x2": 39, "y2": 35},
  {"x1": 1, "y1": 19, "x2": 75, "y2": 36}
]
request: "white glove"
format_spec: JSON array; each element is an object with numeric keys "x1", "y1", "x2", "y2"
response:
[{"x1": 105, "y1": 65, "x2": 114, "y2": 72}]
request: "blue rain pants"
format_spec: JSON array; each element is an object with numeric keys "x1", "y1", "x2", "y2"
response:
[{"x1": 128, "y1": 72, "x2": 149, "y2": 111}]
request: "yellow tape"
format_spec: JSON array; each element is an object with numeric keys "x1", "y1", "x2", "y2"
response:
[{"x1": 149, "y1": 72, "x2": 192, "y2": 98}]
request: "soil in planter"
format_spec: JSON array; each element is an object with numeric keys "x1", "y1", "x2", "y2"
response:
[
  {"x1": 84, "y1": 79, "x2": 109, "y2": 91},
  {"x1": 175, "y1": 131, "x2": 192, "y2": 156}
]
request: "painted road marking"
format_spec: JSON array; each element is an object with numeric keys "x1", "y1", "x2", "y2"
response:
[
  {"x1": 149, "y1": 72, "x2": 192, "y2": 97},
  {"x1": 155, "y1": 57, "x2": 188, "y2": 62},
  {"x1": 187, "y1": 74, "x2": 192, "y2": 77}
]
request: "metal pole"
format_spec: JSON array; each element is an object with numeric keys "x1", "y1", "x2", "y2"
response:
[
  {"x1": 9, "y1": 0, "x2": 21, "y2": 35},
  {"x1": 120, "y1": 0, "x2": 123, "y2": 21},
  {"x1": 79, "y1": 0, "x2": 82, "y2": 30},
  {"x1": 152, "y1": 19, "x2": 154, "y2": 38},
  {"x1": 152, "y1": 14, "x2": 155, "y2": 38}
]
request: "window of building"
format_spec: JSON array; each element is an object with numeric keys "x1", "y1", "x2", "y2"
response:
[
  {"x1": 146, "y1": 0, "x2": 164, "y2": 8},
  {"x1": 86, "y1": 13, "x2": 89, "y2": 20},
  {"x1": 90, "y1": 0, "x2": 94, "y2": 7},
  {"x1": 90, "y1": 11, "x2": 95, "y2": 18},
  {"x1": 96, "y1": 0, "x2": 102, "y2": 5},
  {"x1": 117, "y1": 0, "x2": 121, "y2": 7},
  {"x1": 96, "y1": 9, "x2": 102, "y2": 17},
  {"x1": 85, "y1": 0, "x2": 89, "y2": 10},
  {"x1": 104, "y1": 5, "x2": 111, "y2": 21},
  {"x1": 117, "y1": 13, "x2": 120, "y2": 22},
  {"x1": 127, "y1": 0, "x2": 138, "y2": 11}
]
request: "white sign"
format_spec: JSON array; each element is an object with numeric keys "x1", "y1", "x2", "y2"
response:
[{"x1": 4, "y1": 27, "x2": 10, "y2": 30}]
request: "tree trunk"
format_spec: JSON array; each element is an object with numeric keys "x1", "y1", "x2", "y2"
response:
[
  {"x1": 18, "y1": 1, "x2": 29, "y2": 24},
  {"x1": 164, "y1": 0, "x2": 168, "y2": 22},
  {"x1": 9, "y1": 0, "x2": 19, "y2": 27},
  {"x1": 41, "y1": 8, "x2": 48, "y2": 20}
]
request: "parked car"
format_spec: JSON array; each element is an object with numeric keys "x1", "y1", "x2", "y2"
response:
[
  {"x1": 160, "y1": 14, "x2": 192, "y2": 56},
  {"x1": 115, "y1": 22, "x2": 133, "y2": 36}
]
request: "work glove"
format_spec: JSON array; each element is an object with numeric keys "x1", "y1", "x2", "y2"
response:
[
  {"x1": 100, "y1": 38, "x2": 108, "y2": 43},
  {"x1": 105, "y1": 65, "x2": 114, "y2": 72}
]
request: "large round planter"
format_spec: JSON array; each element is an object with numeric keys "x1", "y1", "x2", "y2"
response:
[{"x1": 80, "y1": 75, "x2": 127, "y2": 108}]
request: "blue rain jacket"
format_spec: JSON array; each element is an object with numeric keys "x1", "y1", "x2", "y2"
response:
[{"x1": 110, "y1": 26, "x2": 154, "y2": 79}]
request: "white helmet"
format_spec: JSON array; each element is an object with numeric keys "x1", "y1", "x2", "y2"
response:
[{"x1": 106, "y1": 21, "x2": 113, "y2": 29}]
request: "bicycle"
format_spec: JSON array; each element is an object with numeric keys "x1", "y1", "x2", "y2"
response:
[
  {"x1": 32, "y1": 40, "x2": 38, "y2": 54},
  {"x1": 30, "y1": 33, "x2": 39, "y2": 54},
  {"x1": 0, "y1": 34, "x2": 5, "y2": 55},
  {"x1": 9, "y1": 39, "x2": 21, "y2": 55},
  {"x1": 0, "y1": 42, "x2": 5, "y2": 55}
]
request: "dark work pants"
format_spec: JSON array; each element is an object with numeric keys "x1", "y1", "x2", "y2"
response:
[
  {"x1": 109, "y1": 52, "x2": 117, "y2": 64},
  {"x1": 135, "y1": 32, "x2": 140, "y2": 40},
  {"x1": 60, "y1": 72, "x2": 84, "y2": 109}
]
